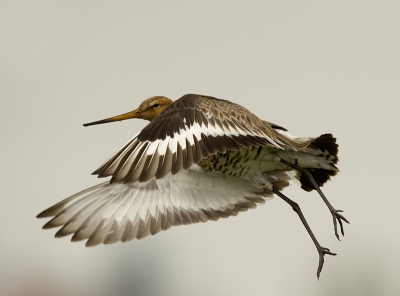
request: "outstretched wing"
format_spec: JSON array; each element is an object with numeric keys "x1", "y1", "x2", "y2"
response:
[
  {"x1": 93, "y1": 94, "x2": 310, "y2": 184},
  {"x1": 37, "y1": 167, "x2": 273, "y2": 247}
]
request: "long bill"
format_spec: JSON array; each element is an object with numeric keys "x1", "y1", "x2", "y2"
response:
[{"x1": 83, "y1": 109, "x2": 141, "y2": 127}]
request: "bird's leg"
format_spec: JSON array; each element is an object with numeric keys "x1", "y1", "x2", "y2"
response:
[
  {"x1": 280, "y1": 159, "x2": 349, "y2": 240},
  {"x1": 272, "y1": 188, "x2": 336, "y2": 279}
]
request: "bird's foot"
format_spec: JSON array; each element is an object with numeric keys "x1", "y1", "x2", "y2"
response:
[
  {"x1": 331, "y1": 209, "x2": 350, "y2": 240},
  {"x1": 317, "y1": 246, "x2": 336, "y2": 279}
]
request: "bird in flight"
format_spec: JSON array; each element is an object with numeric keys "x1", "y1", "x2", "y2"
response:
[{"x1": 37, "y1": 94, "x2": 349, "y2": 278}]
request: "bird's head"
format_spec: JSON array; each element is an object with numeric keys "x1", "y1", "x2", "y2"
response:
[{"x1": 83, "y1": 96, "x2": 173, "y2": 127}]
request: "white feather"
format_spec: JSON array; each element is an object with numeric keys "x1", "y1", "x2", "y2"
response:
[{"x1": 41, "y1": 166, "x2": 274, "y2": 246}]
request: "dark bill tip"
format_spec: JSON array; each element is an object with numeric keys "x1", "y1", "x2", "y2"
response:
[{"x1": 83, "y1": 109, "x2": 141, "y2": 127}]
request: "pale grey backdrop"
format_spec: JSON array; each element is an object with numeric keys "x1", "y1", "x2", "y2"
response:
[{"x1": 1, "y1": 1, "x2": 399, "y2": 296}]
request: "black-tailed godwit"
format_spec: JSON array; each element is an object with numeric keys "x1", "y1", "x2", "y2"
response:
[{"x1": 37, "y1": 94, "x2": 349, "y2": 278}]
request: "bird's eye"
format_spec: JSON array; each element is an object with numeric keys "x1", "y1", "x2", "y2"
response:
[{"x1": 152, "y1": 103, "x2": 160, "y2": 108}]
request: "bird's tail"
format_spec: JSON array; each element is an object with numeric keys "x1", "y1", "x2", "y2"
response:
[
  {"x1": 285, "y1": 134, "x2": 339, "y2": 192},
  {"x1": 301, "y1": 134, "x2": 339, "y2": 191}
]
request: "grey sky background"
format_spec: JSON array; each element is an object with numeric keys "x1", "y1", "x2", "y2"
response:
[{"x1": 1, "y1": 1, "x2": 400, "y2": 295}]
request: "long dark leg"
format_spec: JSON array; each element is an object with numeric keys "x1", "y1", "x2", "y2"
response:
[
  {"x1": 280, "y1": 159, "x2": 349, "y2": 240},
  {"x1": 272, "y1": 188, "x2": 336, "y2": 279}
]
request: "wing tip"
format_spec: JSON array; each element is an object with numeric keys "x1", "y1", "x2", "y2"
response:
[{"x1": 37, "y1": 209, "x2": 56, "y2": 219}]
